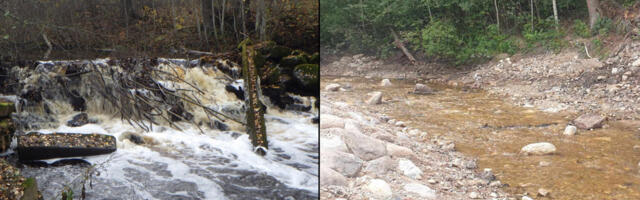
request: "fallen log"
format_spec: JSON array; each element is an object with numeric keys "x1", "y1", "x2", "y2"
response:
[
  {"x1": 17, "y1": 132, "x2": 116, "y2": 160},
  {"x1": 391, "y1": 28, "x2": 417, "y2": 65},
  {"x1": 240, "y1": 39, "x2": 268, "y2": 156}
]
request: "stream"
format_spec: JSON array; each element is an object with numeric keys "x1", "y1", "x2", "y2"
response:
[
  {"x1": 2, "y1": 58, "x2": 319, "y2": 200},
  {"x1": 324, "y1": 76, "x2": 640, "y2": 199}
]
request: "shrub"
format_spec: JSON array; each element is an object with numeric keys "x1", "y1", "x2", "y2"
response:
[{"x1": 573, "y1": 20, "x2": 591, "y2": 38}]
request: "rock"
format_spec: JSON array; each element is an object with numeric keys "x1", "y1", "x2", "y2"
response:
[
  {"x1": 366, "y1": 91, "x2": 383, "y2": 105},
  {"x1": 320, "y1": 150, "x2": 363, "y2": 177},
  {"x1": 563, "y1": 125, "x2": 577, "y2": 136},
  {"x1": 320, "y1": 114, "x2": 345, "y2": 129},
  {"x1": 469, "y1": 192, "x2": 480, "y2": 199},
  {"x1": 320, "y1": 166, "x2": 348, "y2": 186},
  {"x1": 342, "y1": 127, "x2": 387, "y2": 161},
  {"x1": 395, "y1": 121, "x2": 406, "y2": 127},
  {"x1": 168, "y1": 105, "x2": 194, "y2": 122},
  {"x1": 574, "y1": 113, "x2": 606, "y2": 129},
  {"x1": 292, "y1": 64, "x2": 319, "y2": 96},
  {"x1": 521, "y1": 142, "x2": 557, "y2": 155},
  {"x1": 69, "y1": 90, "x2": 87, "y2": 111},
  {"x1": 632, "y1": 58, "x2": 640, "y2": 67},
  {"x1": 480, "y1": 168, "x2": 496, "y2": 181},
  {"x1": 489, "y1": 181, "x2": 502, "y2": 187},
  {"x1": 386, "y1": 143, "x2": 415, "y2": 158},
  {"x1": 0, "y1": 98, "x2": 15, "y2": 118},
  {"x1": 398, "y1": 158, "x2": 423, "y2": 179},
  {"x1": 225, "y1": 84, "x2": 245, "y2": 100},
  {"x1": 380, "y1": 79, "x2": 392, "y2": 87},
  {"x1": 17, "y1": 132, "x2": 117, "y2": 160},
  {"x1": 66, "y1": 113, "x2": 91, "y2": 127},
  {"x1": 121, "y1": 131, "x2": 145, "y2": 144},
  {"x1": 403, "y1": 183, "x2": 437, "y2": 198},
  {"x1": 320, "y1": 133, "x2": 349, "y2": 153},
  {"x1": 612, "y1": 67, "x2": 621, "y2": 74},
  {"x1": 365, "y1": 179, "x2": 393, "y2": 200},
  {"x1": 211, "y1": 120, "x2": 230, "y2": 131},
  {"x1": 325, "y1": 83, "x2": 341, "y2": 91},
  {"x1": 413, "y1": 83, "x2": 433, "y2": 94},
  {"x1": 539, "y1": 161, "x2": 551, "y2": 167},
  {"x1": 362, "y1": 156, "x2": 395, "y2": 175},
  {"x1": 522, "y1": 195, "x2": 534, "y2": 200},
  {"x1": 538, "y1": 188, "x2": 550, "y2": 197}
]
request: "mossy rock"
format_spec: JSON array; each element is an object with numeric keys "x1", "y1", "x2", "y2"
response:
[
  {"x1": 253, "y1": 53, "x2": 267, "y2": 70},
  {"x1": 0, "y1": 100, "x2": 15, "y2": 118},
  {"x1": 280, "y1": 54, "x2": 308, "y2": 72},
  {"x1": 0, "y1": 118, "x2": 14, "y2": 153},
  {"x1": 259, "y1": 65, "x2": 281, "y2": 87},
  {"x1": 309, "y1": 52, "x2": 319, "y2": 64},
  {"x1": 292, "y1": 64, "x2": 319, "y2": 97},
  {"x1": 268, "y1": 46, "x2": 292, "y2": 61}
]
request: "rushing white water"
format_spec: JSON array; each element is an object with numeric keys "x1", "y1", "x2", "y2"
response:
[{"x1": 10, "y1": 58, "x2": 318, "y2": 199}]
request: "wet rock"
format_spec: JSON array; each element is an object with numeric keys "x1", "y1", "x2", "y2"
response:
[
  {"x1": 380, "y1": 79, "x2": 392, "y2": 87},
  {"x1": 342, "y1": 127, "x2": 387, "y2": 161},
  {"x1": 403, "y1": 183, "x2": 436, "y2": 198},
  {"x1": 365, "y1": 179, "x2": 393, "y2": 200},
  {"x1": 292, "y1": 64, "x2": 319, "y2": 97},
  {"x1": 225, "y1": 84, "x2": 245, "y2": 100},
  {"x1": 521, "y1": 142, "x2": 557, "y2": 155},
  {"x1": 398, "y1": 158, "x2": 423, "y2": 179},
  {"x1": 321, "y1": 150, "x2": 363, "y2": 177},
  {"x1": 69, "y1": 90, "x2": 86, "y2": 111},
  {"x1": 362, "y1": 156, "x2": 394, "y2": 175},
  {"x1": 66, "y1": 112, "x2": 89, "y2": 127},
  {"x1": 320, "y1": 114, "x2": 345, "y2": 129},
  {"x1": 563, "y1": 125, "x2": 577, "y2": 136},
  {"x1": 320, "y1": 166, "x2": 347, "y2": 186},
  {"x1": 311, "y1": 116, "x2": 319, "y2": 124},
  {"x1": 169, "y1": 105, "x2": 194, "y2": 122},
  {"x1": 17, "y1": 132, "x2": 117, "y2": 160},
  {"x1": 210, "y1": 120, "x2": 230, "y2": 131},
  {"x1": 1, "y1": 159, "x2": 43, "y2": 200},
  {"x1": 574, "y1": 113, "x2": 606, "y2": 129},
  {"x1": 325, "y1": 83, "x2": 341, "y2": 91},
  {"x1": 366, "y1": 92, "x2": 382, "y2": 105},
  {"x1": 413, "y1": 83, "x2": 433, "y2": 95}
]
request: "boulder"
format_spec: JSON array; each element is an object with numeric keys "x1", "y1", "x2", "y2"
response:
[
  {"x1": 362, "y1": 156, "x2": 395, "y2": 175},
  {"x1": 413, "y1": 84, "x2": 433, "y2": 94},
  {"x1": 403, "y1": 183, "x2": 437, "y2": 198},
  {"x1": 320, "y1": 166, "x2": 348, "y2": 186},
  {"x1": 320, "y1": 134, "x2": 349, "y2": 153},
  {"x1": 320, "y1": 114, "x2": 345, "y2": 129},
  {"x1": 320, "y1": 150, "x2": 363, "y2": 177},
  {"x1": 292, "y1": 64, "x2": 319, "y2": 97},
  {"x1": 574, "y1": 113, "x2": 605, "y2": 129},
  {"x1": 398, "y1": 158, "x2": 423, "y2": 179},
  {"x1": 365, "y1": 179, "x2": 393, "y2": 200},
  {"x1": 386, "y1": 143, "x2": 415, "y2": 159},
  {"x1": 520, "y1": 142, "x2": 557, "y2": 155},
  {"x1": 17, "y1": 132, "x2": 117, "y2": 160},
  {"x1": 380, "y1": 79, "x2": 392, "y2": 87},
  {"x1": 342, "y1": 128, "x2": 387, "y2": 161},
  {"x1": 366, "y1": 92, "x2": 382, "y2": 105},
  {"x1": 325, "y1": 83, "x2": 341, "y2": 91}
]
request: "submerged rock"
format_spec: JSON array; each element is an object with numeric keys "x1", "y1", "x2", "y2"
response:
[
  {"x1": 574, "y1": 113, "x2": 605, "y2": 129},
  {"x1": 521, "y1": 142, "x2": 556, "y2": 155},
  {"x1": 17, "y1": 132, "x2": 117, "y2": 160},
  {"x1": 66, "y1": 112, "x2": 89, "y2": 127}
]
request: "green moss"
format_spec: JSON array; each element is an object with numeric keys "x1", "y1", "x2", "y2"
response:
[
  {"x1": 0, "y1": 101, "x2": 15, "y2": 118},
  {"x1": 309, "y1": 52, "x2": 319, "y2": 64},
  {"x1": 280, "y1": 54, "x2": 308, "y2": 71},
  {"x1": 269, "y1": 46, "x2": 293, "y2": 61},
  {"x1": 293, "y1": 64, "x2": 319, "y2": 92}
]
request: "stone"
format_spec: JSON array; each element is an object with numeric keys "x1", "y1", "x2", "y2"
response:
[
  {"x1": 365, "y1": 179, "x2": 393, "y2": 200},
  {"x1": 539, "y1": 161, "x2": 551, "y2": 167},
  {"x1": 325, "y1": 83, "x2": 341, "y2": 91},
  {"x1": 480, "y1": 168, "x2": 496, "y2": 181},
  {"x1": 469, "y1": 192, "x2": 480, "y2": 199},
  {"x1": 380, "y1": 79, "x2": 392, "y2": 87},
  {"x1": 395, "y1": 121, "x2": 406, "y2": 127},
  {"x1": 632, "y1": 58, "x2": 640, "y2": 67},
  {"x1": 320, "y1": 134, "x2": 349, "y2": 153},
  {"x1": 413, "y1": 83, "x2": 433, "y2": 94},
  {"x1": 521, "y1": 142, "x2": 557, "y2": 155},
  {"x1": 366, "y1": 91, "x2": 383, "y2": 105},
  {"x1": 342, "y1": 129, "x2": 387, "y2": 161},
  {"x1": 386, "y1": 143, "x2": 415, "y2": 158},
  {"x1": 362, "y1": 156, "x2": 395, "y2": 175},
  {"x1": 398, "y1": 158, "x2": 423, "y2": 179},
  {"x1": 403, "y1": 183, "x2": 437, "y2": 198},
  {"x1": 574, "y1": 113, "x2": 606, "y2": 129},
  {"x1": 538, "y1": 188, "x2": 550, "y2": 197},
  {"x1": 612, "y1": 67, "x2": 621, "y2": 74},
  {"x1": 489, "y1": 181, "x2": 502, "y2": 187},
  {"x1": 320, "y1": 150, "x2": 363, "y2": 177},
  {"x1": 563, "y1": 125, "x2": 577, "y2": 136},
  {"x1": 522, "y1": 196, "x2": 533, "y2": 200},
  {"x1": 320, "y1": 166, "x2": 348, "y2": 186},
  {"x1": 67, "y1": 112, "x2": 89, "y2": 127},
  {"x1": 320, "y1": 114, "x2": 345, "y2": 129}
]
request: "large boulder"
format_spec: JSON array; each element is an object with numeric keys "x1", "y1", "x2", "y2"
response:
[
  {"x1": 520, "y1": 142, "x2": 557, "y2": 155},
  {"x1": 321, "y1": 150, "x2": 363, "y2": 177},
  {"x1": 292, "y1": 64, "x2": 319, "y2": 97},
  {"x1": 342, "y1": 125, "x2": 387, "y2": 161},
  {"x1": 574, "y1": 113, "x2": 606, "y2": 129},
  {"x1": 320, "y1": 114, "x2": 345, "y2": 129},
  {"x1": 362, "y1": 156, "x2": 395, "y2": 175},
  {"x1": 320, "y1": 166, "x2": 348, "y2": 186},
  {"x1": 17, "y1": 132, "x2": 117, "y2": 160}
]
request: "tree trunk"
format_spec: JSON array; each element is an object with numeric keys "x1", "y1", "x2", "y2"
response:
[
  {"x1": 530, "y1": 0, "x2": 534, "y2": 30},
  {"x1": 587, "y1": 0, "x2": 600, "y2": 29},
  {"x1": 552, "y1": 0, "x2": 559, "y2": 29},
  {"x1": 494, "y1": 0, "x2": 499, "y2": 29},
  {"x1": 390, "y1": 29, "x2": 417, "y2": 65}
]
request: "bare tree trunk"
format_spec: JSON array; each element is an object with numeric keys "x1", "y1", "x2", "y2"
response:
[
  {"x1": 390, "y1": 28, "x2": 417, "y2": 65},
  {"x1": 552, "y1": 0, "x2": 558, "y2": 29},
  {"x1": 242, "y1": 0, "x2": 248, "y2": 38},
  {"x1": 212, "y1": 0, "x2": 218, "y2": 40},
  {"x1": 587, "y1": 0, "x2": 600, "y2": 29},
  {"x1": 220, "y1": 0, "x2": 227, "y2": 37},
  {"x1": 494, "y1": 0, "x2": 499, "y2": 29},
  {"x1": 530, "y1": 0, "x2": 534, "y2": 30}
]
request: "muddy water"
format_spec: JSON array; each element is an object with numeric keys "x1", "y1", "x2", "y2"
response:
[{"x1": 323, "y1": 76, "x2": 640, "y2": 200}]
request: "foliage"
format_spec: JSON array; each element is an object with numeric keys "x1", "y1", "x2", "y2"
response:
[
  {"x1": 593, "y1": 17, "x2": 613, "y2": 36},
  {"x1": 573, "y1": 20, "x2": 591, "y2": 38},
  {"x1": 522, "y1": 17, "x2": 565, "y2": 51}
]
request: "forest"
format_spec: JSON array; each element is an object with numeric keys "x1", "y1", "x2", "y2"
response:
[{"x1": 320, "y1": 0, "x2": 638, "y2": 64}]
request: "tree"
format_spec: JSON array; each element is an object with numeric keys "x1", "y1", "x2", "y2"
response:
[
  {"x1": 552, "y1": 0, "x2": 558, "y2": 29},
  {"x1": 586, "y1": 0, "x2": 600, "y2": 29}
]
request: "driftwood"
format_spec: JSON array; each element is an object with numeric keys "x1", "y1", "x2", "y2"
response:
[{"x1": 390, "y1": 28, "x2": 417, "y2": 65}]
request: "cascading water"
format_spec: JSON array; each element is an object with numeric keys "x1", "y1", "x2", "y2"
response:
[{"x1": 2, "y1": 57, "x2": 318, "y2": 199}]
